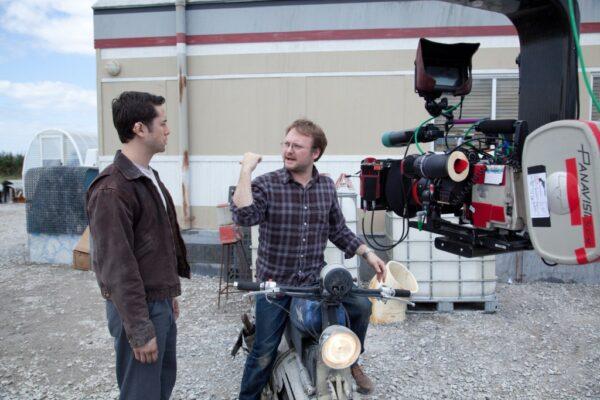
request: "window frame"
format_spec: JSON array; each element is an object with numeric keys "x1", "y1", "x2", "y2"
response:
[{"x1": 590, "y1": 72, "x2": 600, "y2": 121}]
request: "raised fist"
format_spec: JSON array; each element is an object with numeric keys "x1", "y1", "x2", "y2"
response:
[{"x1": 240, "y1": 152, "x2": 262, "y2": 173}]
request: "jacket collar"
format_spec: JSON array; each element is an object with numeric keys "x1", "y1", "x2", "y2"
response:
[
  {"x1": 113, "y1": 150, "x2": 145, "y2": 181},
  {"x1": 278, "y1": 166, "x2": 320, "y2": 185}
]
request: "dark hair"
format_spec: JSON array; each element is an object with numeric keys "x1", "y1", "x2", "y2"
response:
[
  {"x1": 111, "y1": 91, "x2": 166, "y2": 143},
  {"x1": 286, "y1": 119, "x2": 328, "y2": 161}
]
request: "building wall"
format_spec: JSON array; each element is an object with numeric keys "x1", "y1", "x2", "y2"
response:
[{"x1": 95, "y1": 0, "x2": 600, "y2": 230}]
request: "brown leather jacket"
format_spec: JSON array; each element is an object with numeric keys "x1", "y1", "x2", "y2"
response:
[{"x1": 87, "y1": 151, "x2": 190, "y2": 347}]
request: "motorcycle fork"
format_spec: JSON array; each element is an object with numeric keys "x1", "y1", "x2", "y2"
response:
[{"x1": 317, "y1": 301, "x2": 357, "y2": 400}]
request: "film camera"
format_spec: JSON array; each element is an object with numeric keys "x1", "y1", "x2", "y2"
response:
[{"x1": 360, "y1": 38, "x2": 600, "y2": 265}]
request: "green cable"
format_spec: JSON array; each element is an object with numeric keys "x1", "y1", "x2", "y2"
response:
[
  {"x1": 414, "y1": 100, "x2": 464, "y2": 155},
  {"x1": 463, "y1": 123, "x2": 477, "y2": 139},
  {"x1": 414, "y1": 116, "x2": 435, "y2": 155},
  {"x1": 568, "y1": 0, "x2": 600, "y2": 114}
]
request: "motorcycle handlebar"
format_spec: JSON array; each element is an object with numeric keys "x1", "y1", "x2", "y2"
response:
[
  {"x1": 351, "y1": 288, "x2": 412, "y2": 298},
  {"x1": 234, "y1": 281, "x2": 411, "y2": 299},
  {"x1": 235, "y1": 281, "x2": 261, "y2": 291},
  {"x1": 234, "y1": 281, "x2": 320, "y2": 294},
  {"x1": 393, "y1": 289, "x2": 412, "y2": 298}
]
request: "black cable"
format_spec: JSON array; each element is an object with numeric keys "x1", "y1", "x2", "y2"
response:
[
  {"x1": 541, "y1": 257, "x2": 558, "y2": 267},
  {"x1": 366, "y1": 206, "x2": 409, "y2": 250},
  {"x1": 361, "y1": 123, "x2": 414, "y2": 251},
  {"x1": 362, "y1": 216, "x2": 405, "y2": 251},
  {"x1": 448, "y1": 137, "x2": 508, "y2": 160},
  {"x1": 361, "y1": 160, "x2": 410, "y2": 251},
  {"x1": 444, "y1": 122, "x2": 454, "y2": 151}
]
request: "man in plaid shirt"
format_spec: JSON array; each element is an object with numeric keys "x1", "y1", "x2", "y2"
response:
[{"x1": 231, "y1": 119, "x2": 386, "y2": 398}]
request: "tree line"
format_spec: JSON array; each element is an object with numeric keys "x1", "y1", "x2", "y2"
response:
[{"x1": 0, "y1": 152, "x2": 24, "y2": 178}]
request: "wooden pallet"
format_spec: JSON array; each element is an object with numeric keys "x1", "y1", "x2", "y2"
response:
[{"x1": 408, "y1": 298, "x2": 498, "y2": 313}]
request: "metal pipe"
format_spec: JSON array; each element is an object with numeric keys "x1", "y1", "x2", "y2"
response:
[
  {"x1": 176, "y1": 0, "x2": 192, "y2": 229},
  {"x1": 294, "y1": 353, "x2": 316, "y2": 395}
]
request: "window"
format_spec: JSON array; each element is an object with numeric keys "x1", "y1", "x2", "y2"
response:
[
  {"x1": 433, "y1": 76, "x2": 519, "y2": 151},
  {"x1": 40, "y1": 135, "x2": 63, "y2": 167}
]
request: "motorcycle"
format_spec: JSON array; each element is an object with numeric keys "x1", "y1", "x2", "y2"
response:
[{"x1": 233, "y1": 264, "x2": 414, "y2": 400}]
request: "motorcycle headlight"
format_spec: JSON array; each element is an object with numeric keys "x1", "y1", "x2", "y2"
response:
[{"x1": 319, "y1": 325, "x2": 361, "y2": 369}]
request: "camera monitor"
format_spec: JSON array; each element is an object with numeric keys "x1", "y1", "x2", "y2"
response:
[{"x1": 415, "y1": 38, "x2": 480, "y2": 99}]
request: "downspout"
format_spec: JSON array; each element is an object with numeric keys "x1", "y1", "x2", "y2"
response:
[{"x1": 176, "y1": 0, "x2": 192, "y2": 229}]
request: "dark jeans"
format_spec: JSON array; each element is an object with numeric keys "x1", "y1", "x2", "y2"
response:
[
  {"x1": 238, "y1": 292, "x2": 372, "y2": 400},
  {"x1": 106, "y1": 299, "x2": 177, "y2": 400}
]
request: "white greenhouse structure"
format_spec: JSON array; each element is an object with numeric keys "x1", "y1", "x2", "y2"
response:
[{"x1": 22, "y1": 129, "x2": 98, "y2": 180}]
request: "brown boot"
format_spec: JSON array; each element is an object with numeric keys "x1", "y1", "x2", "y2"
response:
[{"x1": 351, "y1": 364, "x2": 373, "y2": 394}]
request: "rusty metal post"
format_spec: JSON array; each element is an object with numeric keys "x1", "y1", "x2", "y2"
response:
[
  {"x1": 515, "y1": 251, "x2": 524, "y2": 283},
  {"x1": 176, "y1": 0, "x2": 192, "y2": 229}
]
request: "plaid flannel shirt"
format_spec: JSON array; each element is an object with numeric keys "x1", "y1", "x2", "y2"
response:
[{"x1": 231, "y1": 167, "x2": 363, "y2": 285}]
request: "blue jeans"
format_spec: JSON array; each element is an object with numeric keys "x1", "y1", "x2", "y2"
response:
[
  {"x1": 238, "y1": 293, "x2": 372, "y2": 400},
  {"x1": 106, "y1": 299, "x2": 177, "y2": 400}
]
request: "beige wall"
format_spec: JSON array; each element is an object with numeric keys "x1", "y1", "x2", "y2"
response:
[
  {"x1": 187, "y1": 74, "x2": 427, "y2": 155},
  {"x1": 98, "y1": 44, "x2": 600, "y2": 157}
]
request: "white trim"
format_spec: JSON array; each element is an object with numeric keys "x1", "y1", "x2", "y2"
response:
[
  {"x1": 473, "y1": 70, "x2": 519, "y2": 78},
  {"x1": 101, "y1": 76, "x2": 178, "y2": 83},
  {"x1": 188, "y1": 70, "x2": 414, "y2": 80},
  {"x1": 100, "y1": 69, "x2": 520, "y2": 83},
  {"x1": 582, "y1": 33, "x2": 600, "y2": 47},
  {"x1": 101, "y1": 46, "x2": 176, "y2": 59},
  {"x1": 98, "y1": 154, "x2": 182, "y2": 163},
  {"x1": 491, "y1": 78, "x2": 497, "y2": 120}
]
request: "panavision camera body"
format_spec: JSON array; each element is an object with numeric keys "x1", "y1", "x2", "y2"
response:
[{"x1": 360, "y1": 39, "x2": 600, "y2": 265}]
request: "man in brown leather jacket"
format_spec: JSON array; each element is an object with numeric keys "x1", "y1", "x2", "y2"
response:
[{"x1": 87, "y1": 91, "x2": 190, "y2": 400}]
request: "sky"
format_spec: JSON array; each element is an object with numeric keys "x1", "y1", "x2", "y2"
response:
[{"x1": 0, "y1": 0, "x2": 97, "y2": 155}]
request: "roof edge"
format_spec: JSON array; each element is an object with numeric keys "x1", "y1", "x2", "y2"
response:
[{"x1": 93, "y1": 0, "x2": 282, "y2": 10}]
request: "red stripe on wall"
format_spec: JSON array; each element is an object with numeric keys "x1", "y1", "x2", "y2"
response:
[
  {"x1": 95, "y1": 36, "x2": 175, "y2": 48},
  {"x1": 94, "y1": 23, "x2": 600, "y2": 49},
  {"x1": 565, "y1": 158, "x2": 582, "y2": 226},
  {"x1": 581, "y1": 22, "x2": 600, "y2": 33},
  {"x1": 185, "y1": 26, "x2": 519, "y2": 45}
]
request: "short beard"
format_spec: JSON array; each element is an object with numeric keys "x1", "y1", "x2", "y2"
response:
[{"x1": 285, "y1": 162, "x2": 311, "y2": 174}]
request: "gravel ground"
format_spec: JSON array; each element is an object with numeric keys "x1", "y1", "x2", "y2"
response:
[{"x1": 1, "y1": 202, "x2": 599, "y2": 400}]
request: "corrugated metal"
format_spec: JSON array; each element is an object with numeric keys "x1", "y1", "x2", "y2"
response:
[
  {"x1": 495, "y1": 77, "x2": 519, "y2": 120},
  {"x1": 433, "y1": 78, "x2": 493, "y2": 151},
  {"x1": 592, "y1": 75, "x2": 600, "y2": 121}
]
